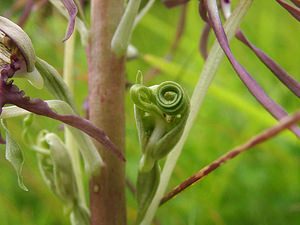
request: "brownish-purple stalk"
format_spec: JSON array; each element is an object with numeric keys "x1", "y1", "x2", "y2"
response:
[
  {"x1": 160, "y1": 110, "x2": 300, "y2": 205},
  {"x1": 89, "y1": 1, "x2": 126, "y2": 225}
]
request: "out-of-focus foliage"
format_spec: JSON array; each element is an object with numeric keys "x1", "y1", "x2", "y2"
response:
[{"x1": 0, "y1": 0, "x2": 299, "y2": 225}]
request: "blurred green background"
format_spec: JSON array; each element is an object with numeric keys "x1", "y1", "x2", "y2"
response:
[{"x1": 0, "y1": 0, "x2": 299, "y2": 224}]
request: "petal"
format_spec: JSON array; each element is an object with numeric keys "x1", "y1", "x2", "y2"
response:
[
  {"x1": 199, "y1": 23, "x2": 211, "y2": 59},
  {"x1": 205, "y1": 0, "x2": 300, "y2": 137},
  {"x1": 277, "y1": 0, "x2": 300, "y2": 21},
  {"x1": 61, "y1": 0, "x2": 78, "y2": 41},
  {"x1": 236, "y1": 30, "x2": 300, "y2": 98}
]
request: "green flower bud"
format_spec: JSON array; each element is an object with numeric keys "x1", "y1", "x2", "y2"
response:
[{"x1": 130, "y1": 77, "x2": 190, "y2": 172}]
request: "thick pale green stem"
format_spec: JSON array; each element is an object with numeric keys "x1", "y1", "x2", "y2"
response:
[
  {"x1": 139, "y1": 0, "x2": 253, "y2": 224},
  {"x1": 89, "y1": 0, "x2": 126, "y2": 225},
  {"x1": 63, "y1": 32, "x2": 87, "y2": 206}
]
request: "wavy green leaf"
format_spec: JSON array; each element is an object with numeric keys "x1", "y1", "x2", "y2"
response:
[{"x1": 1, "y1": 119, "x2": 28, "y2": 191}]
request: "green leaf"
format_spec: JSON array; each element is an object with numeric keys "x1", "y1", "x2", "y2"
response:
[{"x1": 1, "y1": 119, "x2": 28, "y2": 191}]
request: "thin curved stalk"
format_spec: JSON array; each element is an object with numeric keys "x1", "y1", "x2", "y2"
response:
[
  {"x1": 63, "y1": 32, "x2": 87, "y2": 207},
  {"x1": 138, "y1": 1, "x2": 253, "y2": 224},
  {"x1": 161, "y1": 109, "x2": 300, "y2": 204}
]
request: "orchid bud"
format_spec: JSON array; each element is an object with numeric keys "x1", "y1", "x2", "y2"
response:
[
  {"x1": 130, "y1": 77, "x2": 190, "y2": 172},
  {"x1": 131, "y1": 74, "x2": 190, "y2": 224}
]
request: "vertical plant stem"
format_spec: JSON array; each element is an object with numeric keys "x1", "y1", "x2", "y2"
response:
[
  {"x1": 89, "y1": 1, "x2": 126, "y2": 225},
  {"x1": 139, "y1": 0, "x2": 253, "y2": 224},
  {"x1": 63, "y1": 32, "x2": 87, "y2": 205}
]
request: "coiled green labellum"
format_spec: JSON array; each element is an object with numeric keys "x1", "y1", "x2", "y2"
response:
[
  {"x1": 130, "y1": 75, "x2": 190, "y2": 224},
  {"x1": 130, "y1": 78, "x2": 190, "y2": 172}
]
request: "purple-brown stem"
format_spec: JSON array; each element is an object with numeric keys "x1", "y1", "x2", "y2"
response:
[{"x1": 160, "y1": 110, "x2": 300, "y2": 205}]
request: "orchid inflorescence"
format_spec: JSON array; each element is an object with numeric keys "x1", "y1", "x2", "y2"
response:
[
  {"x1": 1, "y1": 0, "x2": 299, "y2": 225},
  {"x1": 0, "y1": 16, "x2": 123, "y2": 163},
  {"x1": 0, "y1": 9, "x2": 121, "y2": 225}
]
